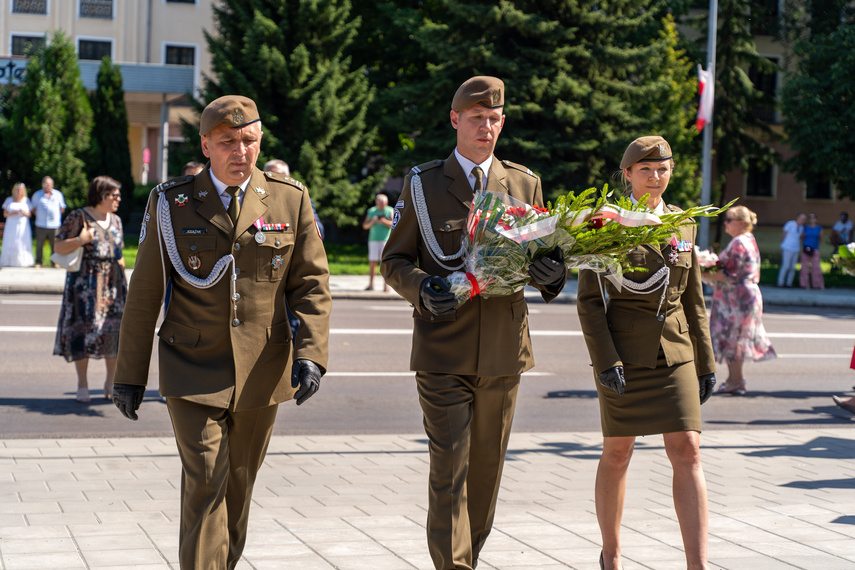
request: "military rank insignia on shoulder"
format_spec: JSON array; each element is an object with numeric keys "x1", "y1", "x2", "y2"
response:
[
  {"x1": 501, "y1": 160, "x2": 537, "y2": 178},
  {"x1": 155, "y1": 175, "x2": 194, "y2": 194},
  {"x1": 410, "y1": 159, "x2": 443, "y2": 176},
  {"x1": 264, "y1": 171, "x2": 306, "y2": 192}
]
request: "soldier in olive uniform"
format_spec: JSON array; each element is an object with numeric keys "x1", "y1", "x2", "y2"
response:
[
  {"x1": 381, "y1": 76, "x2": 567, "y2": 570},
  {"x1": 575, "y1": 136, "x2": 716, "y2": 570},
  {"x1": 112, "y1": 95, "x2": 331, "y2": 569}
]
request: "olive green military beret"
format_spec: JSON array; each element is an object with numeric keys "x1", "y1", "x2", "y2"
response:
[
  {"x1": 199, "y1": 95, "x2": 261, "y2": 136},
  {"x1": 620, "y1": 136, "x2": 673, "y2": 169},
  {"x1": 451, "y1": 76, "x2": 504, "y2": 112}
]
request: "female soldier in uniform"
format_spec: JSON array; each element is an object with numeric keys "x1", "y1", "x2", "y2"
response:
[{"x1": 576, "y1": 136, "x2": 717, "y2": 570}]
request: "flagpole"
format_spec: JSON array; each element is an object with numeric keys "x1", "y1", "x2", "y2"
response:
[{"x1": 699, "y1": 0, "x2": 718, "y2": 250}]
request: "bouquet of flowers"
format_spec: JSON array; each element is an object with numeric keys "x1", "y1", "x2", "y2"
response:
[
  {"x1": 833, "y1": 242, "x2": 855, "y2": 276},
  {"x1": 446, "y1": 186, "x2": 733, "y2": 306},
  {"x1": 694, "y1": 246, "x2": 722, "y2": 285}
]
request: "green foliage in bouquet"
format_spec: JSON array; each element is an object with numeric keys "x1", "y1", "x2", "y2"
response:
[{"x1": 834, "y1": 243, "x2": 855, "y2": 276}]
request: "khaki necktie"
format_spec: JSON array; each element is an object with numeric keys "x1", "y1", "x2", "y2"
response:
[
  {"x1": 225, "y1": 186, "x2": 241, "y2": 224},
  {"x1": 472, "y1": 166, "x2": 484, "y2": 191}
]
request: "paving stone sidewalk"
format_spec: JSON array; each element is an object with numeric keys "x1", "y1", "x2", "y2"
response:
[{"x1": 1, "y1": 428, "x2": 853, "y2": 569}]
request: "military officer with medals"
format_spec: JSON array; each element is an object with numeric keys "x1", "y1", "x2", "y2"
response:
[
  {"x1": 575, "y1": 136, "x2": 716, "y2": 570},
  {"x1": 112, "y1": 95, "x2": 331, "y2": 569},
  {"x1": 381, "y1": 76, "x2": 567, "y2": 570}
]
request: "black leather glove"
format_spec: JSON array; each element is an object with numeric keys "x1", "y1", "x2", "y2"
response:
[
  {"x1": 528, "y1": 247, "x2": 565, "y2": 288},
  {"x1": 292, "y1": 359, "x2": 323, "y2": 405},
  {"x1": 598, "y1": 366, "x2": 625, "y2": 396},
  {"x1": 419, "y1": 276, "x2": 457, "y2": 316},
  {"x1": 699, "y1": 373, "x2": 717, "y2": 404},
  {"x1": 113, "y1": 384, "x2": 146, "y2": 421}
]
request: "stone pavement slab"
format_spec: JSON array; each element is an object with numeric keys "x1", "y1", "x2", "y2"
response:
[{"x1": 0, "y1": 428, "x2": 853, "y2": 569}]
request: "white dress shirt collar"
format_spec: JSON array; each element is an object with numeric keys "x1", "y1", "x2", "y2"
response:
[{"x1": 454, "y1": 149, "x2": 494, "y2": 191}]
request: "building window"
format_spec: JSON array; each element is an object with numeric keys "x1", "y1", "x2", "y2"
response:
[
  {"x1": 11, "y1": 35, "x2": 45, "y2": 56},
  {"x1": 805, "y1": 180, "x2": 833, "y2": 201},
  {"x1": 748, "y1": 57, "x2": 779, "y2": 124},
  {"x1": 750, "y1": 0, "x2": 780, "y2": 35},
  {"x1": 80, "y1": 0, "x2": 113, "y2": 19},
  {"x1": 166, "y1": 45, "x2": 195, "y2": 66},
  {"x1": 12, "y1": 0, "x2": 47, "y2": 14},
  {"x1": 745, "y1": 162, "x2": 775, "y2": 198},
  {"x1": 79, "y1": 40, "x2": 112, "y2": 61}
]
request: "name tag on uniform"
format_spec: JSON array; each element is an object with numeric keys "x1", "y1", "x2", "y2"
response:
[{"x1": 182, "y1": 228, "x2": 207, "y2": 235}]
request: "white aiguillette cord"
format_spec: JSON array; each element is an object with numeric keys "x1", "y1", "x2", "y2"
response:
[
  {"x1": 411, "y1": 169, "x2": 466, "y2": 271},
  {"x1": 597, "y1": 265, "x2": 670, "y2": 317},
  {"x1": 156, "y1": 193, "x2": 239, "y2": 316}
]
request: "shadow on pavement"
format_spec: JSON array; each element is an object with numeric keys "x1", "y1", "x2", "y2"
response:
[{"x1": 0, "y1": 390, "x2": 162, "y2": 417}]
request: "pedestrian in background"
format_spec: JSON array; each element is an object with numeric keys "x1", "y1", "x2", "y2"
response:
[
  {"x1": 182, "y1": 161, "x2": 205, "y2": 176},
  {"x1": 362, "y1": 192, "x2": 393, "y2": 291},
  {"x1": 31, "y1": 176, "x2": 66, "y2": 267},
  {"x1": 52, "y1": 176, "x2": 126, "y2": 402},
  {"x1": 800, "y1": 213, "x2": 824, "y2": 289},
  {"x1": 382, "y1": 76, "x2": 567, "y2": 570},
  {"x1": 707, "y1": 206, "x2": 777, "y2": 395},
  {"x1": 576, "y1": 136, "x2": 716, "y2": 570},
  {"x1": 776, "y1": 212, "x2": 805, "y2": 288},
  {"x1": 112, "y1": 95, "x2": 331, "y2": 569},
  {"x1": 1, "y1": 182, "x2": 35, "y2": 267},
  {"x1": 831, "y1": 211, "x2": 853, "y2": 246}
]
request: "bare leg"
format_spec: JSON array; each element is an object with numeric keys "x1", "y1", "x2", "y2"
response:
[
  {"x1": 105, "y1": 358, "x2": 117, "y2": 399},
  {"x1": 74, "y1": 359, "x2": 90, "y2": 402},
  {"x1": 663, "y1": 431, "x2": 709, "y2": 570},
  {"x1": 726, "y1": 360, "x2": 744, "y2": 389},
  {"x1": 367, "y1": 261, "x2": 378, "y2": 289},
  {"x1": 596, "y1": 436, "x2": 635, "y2": 570}
]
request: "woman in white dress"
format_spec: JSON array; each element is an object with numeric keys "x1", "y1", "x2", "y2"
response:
[{"x1": 1, "y1": 183, "x2": 35, "y2": 267}]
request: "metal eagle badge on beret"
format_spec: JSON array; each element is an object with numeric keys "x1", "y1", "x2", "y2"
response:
[{"x1": 232, "y1": 107, "x2": 243, "y2": 125}]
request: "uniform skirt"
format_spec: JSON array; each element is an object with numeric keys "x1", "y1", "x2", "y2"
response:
[{"x1": 595, "y1": 348, "x2": 702, "y2": 438}]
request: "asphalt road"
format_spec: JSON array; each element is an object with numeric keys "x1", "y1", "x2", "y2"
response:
[{"x1": 1, "y1": 294, "x2": 854, "y2": 438}]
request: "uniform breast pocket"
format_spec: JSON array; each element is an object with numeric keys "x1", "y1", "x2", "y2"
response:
[
  {"x1": 256, "y1": 231, "x2": 295, "y2": 282},
  {"x1": 433, "y1": 217, "x2": 465, "y2": 256},
  {"x1": 175, "y1": 236, "x2": 218, "y2": 278}
]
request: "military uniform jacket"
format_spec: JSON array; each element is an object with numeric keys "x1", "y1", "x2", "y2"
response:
[
  {"x1": 115, "y1": 166, "x2": 331, "y2": 411},
  {"x1": 380, "y1": 153, "x2": 564, "y2": 376},
  {"x1": 576, "y1": 214, "x2": 715, "y2": 377}
]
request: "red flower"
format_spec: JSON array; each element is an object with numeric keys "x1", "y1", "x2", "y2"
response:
[{"x1": 587, "y1": 217, "x2": 606, "y2": 230}]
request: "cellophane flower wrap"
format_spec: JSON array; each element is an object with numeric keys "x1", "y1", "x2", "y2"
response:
[
  {"x1": 447, "y1": 187, "x2": 734, "y2": 306},
  {"x1": 834, "y1": 242, "x2": 855, "y2": 276}
]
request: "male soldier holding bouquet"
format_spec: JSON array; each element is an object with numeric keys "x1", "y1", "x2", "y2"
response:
[{"x1": 381, "y1": 76, "x2": 566, "y2": 570}]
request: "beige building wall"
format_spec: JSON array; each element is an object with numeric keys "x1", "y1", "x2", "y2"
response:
[{"x1": 1, "y1": 0, "x2": 215, "y2": 183}]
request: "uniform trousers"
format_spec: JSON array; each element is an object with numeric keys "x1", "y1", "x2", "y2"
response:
[
  {"x1": 415, "y1": 372, "x2": 520, "y2": 570},
  {"x1": 166, "y1": 398, "x2": 279, "y2": 570}
]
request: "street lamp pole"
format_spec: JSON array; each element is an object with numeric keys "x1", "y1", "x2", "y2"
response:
[{"x1": 699, "y1": 0, "x2": 719, "y2": 250}]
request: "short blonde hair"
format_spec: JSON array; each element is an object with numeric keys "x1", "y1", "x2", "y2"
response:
[
  {"x1": 728, "y1": 205, "x2": 758, "y2": 232},
  {"x1": 11, "y1": 182, "x2": 28, "y2": 198}
]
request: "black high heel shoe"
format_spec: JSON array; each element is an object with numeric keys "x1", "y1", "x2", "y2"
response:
[{"x1": 599, "y1": 551, "x2": 604, "y2": 570}]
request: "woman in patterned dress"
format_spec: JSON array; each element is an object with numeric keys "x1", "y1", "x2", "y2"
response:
[
  {"x1": 706, "y1": 205, "x2": 776, "y2": 394},
  {"x1": 53, "y1": 176, "x2": 127, "y2": 402}
]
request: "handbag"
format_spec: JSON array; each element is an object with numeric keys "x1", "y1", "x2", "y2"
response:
[
  {"x1": 802, "y1": 245, "x2": 814, "y2": 256},
  {"x1": 50, "y1": 211, "x2": 90, "y2": 272},
  {"x1": 50, "y1": 247, "x2": 83, "y2": 271}
]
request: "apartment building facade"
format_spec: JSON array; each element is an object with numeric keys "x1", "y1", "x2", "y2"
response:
[{"x1": 0, "y1": 0, "x2": 215, "y2": 184}]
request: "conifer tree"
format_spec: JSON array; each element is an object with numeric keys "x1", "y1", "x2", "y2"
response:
[
  {"x1": 88, "y1": 57, "x2": 134, "y2": 221},
  {"x1": 199, "y1": 0, "x2": 382, "y2": 227},
  {"x1": 381, "y1": 1, "x2": 701, "y2": 204},
  {"x1": 3, "y1": 31, "x2": 92, "y2": 208}
]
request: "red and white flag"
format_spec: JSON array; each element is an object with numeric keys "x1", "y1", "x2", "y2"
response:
[{"x1": 696, "y1": 65, "x2": 714, "y2": 131}]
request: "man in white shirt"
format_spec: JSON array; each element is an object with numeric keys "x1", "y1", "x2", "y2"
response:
[
  {"x1": 777, "y1": 213, "x2": 806, "y2": 287},
  {"x1": 30, "y1": 176, "x2": 66, "y2": 267},
  {"x1": 831, "y1": 211, "x2": 853, "y2": 246}
]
